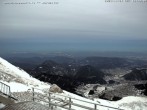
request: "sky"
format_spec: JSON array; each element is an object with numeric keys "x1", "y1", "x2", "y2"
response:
[{"x1": 0, "y1": 0, "x2": 147, "y2": 55}]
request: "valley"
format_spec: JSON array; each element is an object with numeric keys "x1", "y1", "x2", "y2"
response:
[{"x1": 5, "y1": 55, "x2": 147, "y2": 101}]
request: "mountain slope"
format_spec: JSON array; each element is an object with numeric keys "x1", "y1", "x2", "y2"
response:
[
  {"x1": 76, "y1": 65, "x2": 106, "y2": 84},
  {"x1": 124, "y1": 68, "x2": 147, "y2": 81},
  {"x1": 0, "y1": 57, "x2": 147, "y2": 110},
  {"x1": 0, "y1": 57, "x2": 50, "y2": 91},
  {"x1": 31, "y1": 61, "x2": 106, "y2": 93}
]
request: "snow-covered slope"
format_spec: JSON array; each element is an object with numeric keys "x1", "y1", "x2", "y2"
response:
[
  {"x1": 0, "y1": 57, "x2": 147, "y2": 110},
  {"x1": 114, "y1": 96, "x2": 147, "y2": 110},
  {"x1": 94, "y1": 96, "x2": 147, "y2": 110},
  {"x1": 0, "y1": 57, "x2": 50, "y2": 92}
]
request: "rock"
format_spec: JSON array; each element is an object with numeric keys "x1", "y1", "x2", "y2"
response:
[
  {"x1": 99, "y1": 93, "x2": 122, "y2": 101},
  {"x1": 99, "y1": 93, "x2": 113, "y2": 100},
  {"x1": 96, "y1": 86, "x2": 106, "y2": 94},
  {"x1": 108, "y1": 80, "x2": 115, "y2": 84},
  {"x1": 112, "y1": 96, "x2": 122, "y2": 101},
  {"x1": 134, "y1": 83, "x2": 147, "y2": 96},
  {"x1": 144, "y1": 89, "x2": 147, "y2": 95},
  {"x1": 49, "y1": 84, "x2": 63, "y2": 93},
  {"x1": 88, "y1": 90, "x2": 94, "y2": 95}
]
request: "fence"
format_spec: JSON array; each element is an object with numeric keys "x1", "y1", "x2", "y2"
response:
[
  {"x1": 0, "y1": 81, "x2": 17, "y2": 101},
  {"x1": 0, "y1": 81, "x2": 10, "y2": 96},
  {"x1": 32, "y1": 88, "x2": 124, "y2": 110}
]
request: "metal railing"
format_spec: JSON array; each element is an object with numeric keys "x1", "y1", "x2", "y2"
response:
[
  {"x1": 0, "y1": 81, "x2": 17, "y2": 101},
  {"x1": 0, "y1": 81, "x2": 10, "y2": 96},
  {"x1": 32, "y1": 88, "x2": 124, "y2": 110}
]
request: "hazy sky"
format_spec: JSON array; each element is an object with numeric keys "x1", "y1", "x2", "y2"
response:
[{"x1": 0, "y1": 0, "x2": 147, "y2": 54}]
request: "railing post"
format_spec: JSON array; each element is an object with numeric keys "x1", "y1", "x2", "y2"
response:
[
  {"x1": 5, "y1": 84, "x2": 7, "y2": 94},
  {"x1": 69, "y1": 98, "x2": 71, "y2": 110},
  {"x1": 0, "y1": 83, "x2": 2, "y2": 92},
  {"x1": 1, "y1": 83, "x2": 3, "y2": 93},
  {"x1": 32, "y1": 88, "x2": 34, "y2": 101},
  {"x1": 9, "y1": 86, "x2": 11, "y2": 96},
  {"x1": 6, "y1": 85, "x2": 7, "y2": 95},
  {"x1": 3, "y1": 84, "x2": 5, "y2": 94},
  {"x1": 94, "y1": 104, "x2": 97, "y2": 110},
  {"x1": 48, "y1": 92, "x2": 51, "y2": 108}
]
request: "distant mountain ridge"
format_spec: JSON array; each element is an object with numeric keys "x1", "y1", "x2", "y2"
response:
[
  {"x1": 5, "y1": 56, "x2": 147, "y2": 71},
  {"x1": 80, "y1": 57, "x2": 147, "y2": 69},
  {"x1": 124, "y1": 68, "x2": 147, "y2": 81},
  {"x1": 31, "y1": 60, "x2": 106, "y2": 92},
  {"x1": 75, "y1": 65, "x2": 106, "y2": 84},
  {"x1": 32, "y1": 60, "x2": 106, "y2": 82}
]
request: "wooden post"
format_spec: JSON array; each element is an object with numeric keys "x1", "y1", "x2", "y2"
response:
[
  {"x1": 69, "y1": 98, "x2": 71, "y2": 110},
  {"x1": 94, "y1": 104, "x2": 97, "y2": 110},
  {"x1": 32, "y1": 88, "x2": 34, "y2": 101}
]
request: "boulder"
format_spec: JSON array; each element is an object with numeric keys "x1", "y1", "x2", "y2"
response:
[
  {"x1": 99, "y1": 93, "x2": 122, "y2": 101},
  {"x1": 49, "y1": 84, "x2": 63, "y2": 93},
  {"x1": 88, "y1": 90, "x2": 95, "y2": 95},
  {"x1": 96, "y1": 86, "x2": 106, "y2": 94}
]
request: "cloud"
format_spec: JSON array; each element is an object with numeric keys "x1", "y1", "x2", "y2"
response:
[{"x1": 0, "y1": 0, "x2": 147, "y2": 53}]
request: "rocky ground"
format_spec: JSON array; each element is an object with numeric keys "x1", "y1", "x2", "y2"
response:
[{"x1": 75, "y1": 77, "x2": 147, "y2": 101}]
